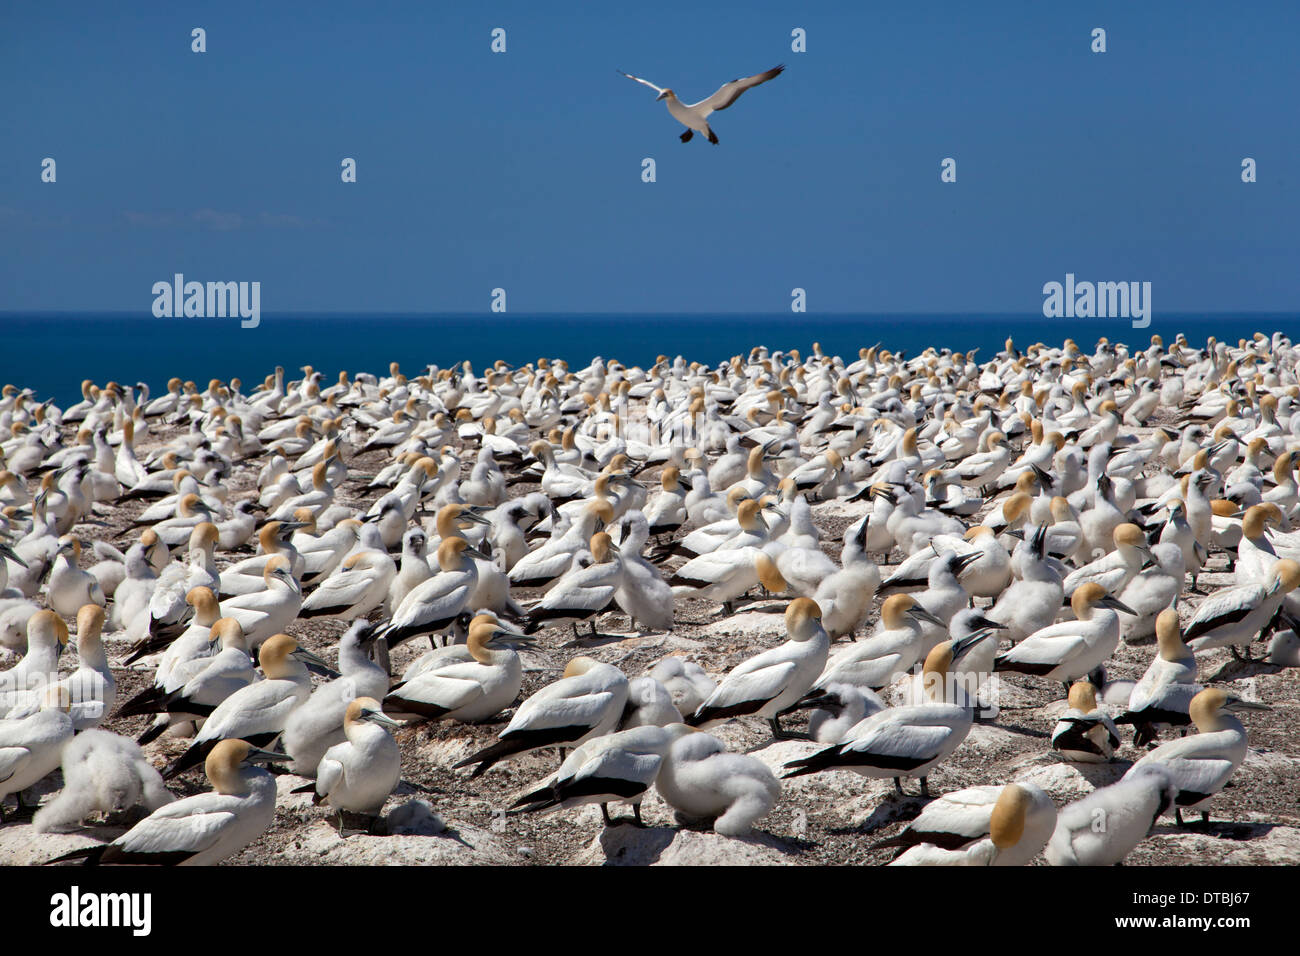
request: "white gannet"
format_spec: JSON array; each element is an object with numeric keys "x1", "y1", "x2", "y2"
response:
[
  {"x1": 1044, "y1": 763, "x2": 1177, "y2": 865},
  {"x1": 1050, "y1": 681, "x2": 1121, "y2": 762},
  {"x1": 0, "y1": 688, "x2": 75, "y2": 821},
  {"x1": 32, "y1": 729, "x2": 174, "y2": 832},
  {"x1": 619, "y1": 64, "x2": 785, "y2": 145},
  {"x1": 281, "y1": 620, "x2": 389, "y2": 775},
  {"x1": 384, "y1": 615, "x2": 534, "y2": 724},
  {"x1": 508, "y1": 723, "x2": 695, "y2": 827},
  {"x1": 1183, "y1": 559, "x2": 1300, "y2": 660},
  {"x1": 378, "y1": 537, "x2": 486, "y2": 647},
  {"x1": 881, "y1": 782, "x2": 1056, "y2": 866},
  {"x1": 654, "y1": 729, "x2": 781, "y2": 836},
  {"x1": 45, "y1": 739, "x2": 281, "y2": 866},
  {"x1": 307, "y1": 697, "x2": 402, "y2": 831},
  {"x1": 687, "y1": 597, "x2": 829, "y2": 739},
  {"x1": 782, "y1": 632, "x2": 993, "y2": 796},
  {"x1": 995, "y1": 583, "x2": 1134, "y2": 693},
  {"x1": 1125, "y1": 687, "x2": 1269, "y2": 826},
  {"x1": 161, "y1": 632, "x2": 322, "y2": 779},
  {"x1": 453, "y1": 656, "x2": 628, "y2": 777},
  {"x1": 808, "y1": 594, "x2": 944, "y2": 693},
  {"x1": 1115, "y1": 607, "x2": 1200, "y2": 745}
]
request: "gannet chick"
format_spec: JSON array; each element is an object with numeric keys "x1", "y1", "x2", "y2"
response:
[
  {"x1": 162, "y1": 633, "x2": 323, "y2": 779},
  {"x1": 309, "y1": 697, "x2": 402, "y2": 833},
  {"x1": 45, "y1": 739, "x2": 281, "y2": 866},
  {"x1": 0, "y1": 688, "x2": 75, "y2": 821},
  {"x1": 881, "y1": 783, "x2": 1056, "y2": 866},
  {"x1": 789, "y1": 682, "x2": 886, "y2": 743},
  {"x1": 686, "y1": 598, "x2": 829, "y2": 740},
  {"x1": 281, "y1": 621, "x2": 389, "y2": 775},
  {"x1": 32, "y1": 730, "x2": 173, "y2": 832},
  {"x1": 508, "y1": 723, "x2": 695, "y2": 828},
  {"x1": 453, "y1": 656, "x2": 629, "y2": 777},
  {"x1": 1044, "y1": 764, "x2": 1176, "y2": 866},
  {"x1": 619, "y1": 675, "x2": 683, "y2": 729},
  {"x1": 642, "y1": 659, "x2": 714, "y2": 720},
  {"x1": 782, "y1": 632, "x2": 993, "y2": 796},
  {"x1": 1050, "y1": 681, "x2": 1121, "y2": 762},
  {"x1": 384, "y1": 615, "x2": 534, "y2": 724},
  {"x1": 1125, "y1": 687, "x2": 1269, "y2": 826},
  {"x1": 1115, "y1": 608, "x2": 1200, "y2": 746},
  {"x1": 655, "y1": 729, "x2": 781, "y2": 836}
]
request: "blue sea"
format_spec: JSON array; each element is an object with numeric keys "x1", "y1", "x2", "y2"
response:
[{"x1": 1, "y1": 312, "x2": 1295, "y2": 407}]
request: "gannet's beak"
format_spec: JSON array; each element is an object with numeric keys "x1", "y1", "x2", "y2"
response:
[
  {"x1": 464, "y1": 543, "x2": 492, "y2": 561},
  {"x1": 290, "y1": 646, "x2": 331, "y2": 670},
  {"x1": 1099, "y1": 594, "x2": 1137, "y2": 615},
  {"x1": 0, "y1": 542, "x2": 27, "y2": 568},
  {"x1": 907, "y1": 605, "x2": 946, "y2": 628},
  {"x1": 244, "y1": 747, "x2": 291, "y2": 765},
  {"x1": 1224, "y1": 697, "x2": 1271, "y2": 712},
  {"x1": 363, "y1": 709, "x2": 403, "y2": 729},
  {"x1": 951, "y1": 628, "x2": 997, "y2": 660},
  {"x1": 490, "y1": 627, "x2": 536, "y2": 648}
]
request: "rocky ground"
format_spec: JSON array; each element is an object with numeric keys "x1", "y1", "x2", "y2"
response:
[{"x1": 4, "y1": 415, "x2": 1300, "y2": 867}]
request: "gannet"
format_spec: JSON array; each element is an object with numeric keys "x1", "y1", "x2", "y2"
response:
[
  {"x1": 281, "y1": 621, "x2": 389, "y2": 775},
  {"x1": 162, "y1": 633, "x2": 322, "y2": 779},
  {"x1": 808, "y1": 594, "x2": 943, "y2": 693},
  {"x1": 687, "y1": 598, "x2": 829, "y2": 739},
  {"x1": 1050, "y1": 681, "x2": 1121, "y2": 762},
  {"x1": 508, "y1": 723, "x2": 695, "y2": 827},
  {"x1": 782, "y1": 632, "x2": 992, "y2": 796},
  {"x1": 46, "y1": 739, "x2": 281, "y2": 866},
  {"x1": 645, "y1": 657, "x2": 716, "y2": 717},
  {"x1": 0, "y1": 688, "x2": 74, "y2": 821},
  {"x1": 307, "y1": 697, "x2": 402, "y2": 831},
  {"x1": 1126, "y1": 687, "x2": 1269, "y2": 826},
  {"x1": 378, "y1": 537, "x2": 485, "y2": 646},
  {"x1": 1183, "y1": 559, "x2": 1300, "y2": 659},
  {"x1": 881, "y1": 783, "x2": 1056, "y2": 866},
  {"x1": 453, "y1": 656, "x2": 628, "y2": 777},
  {"x1": 995, "y1": 583, "x2": 1133, "y2": 693},
  {"x1": 1115, "y1": 608, "x2": 1200, "y2": 745},
  {"x1": 1044, "y1": 764, "x2": 1176, "y2": 865},
  {"x1": 384, "y1": 614, "x2": 533, "y2": 724}
]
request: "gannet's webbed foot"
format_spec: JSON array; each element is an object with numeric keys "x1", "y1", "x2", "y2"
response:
[
  {"x1": 680, "y1": 129, "x2": 693, "y2": 143},
  {"x1": 706, "y1": 127, "x2": 718, "y2": 145}
]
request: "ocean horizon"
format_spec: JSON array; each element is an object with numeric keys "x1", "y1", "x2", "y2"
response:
[{"x1": 2, "y1": 311, "x2": 1295, "y2": 406}]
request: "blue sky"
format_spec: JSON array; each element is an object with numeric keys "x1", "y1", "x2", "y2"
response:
[{"x1": 2, "y1": 0, "x2": 1297, "y2": 315}]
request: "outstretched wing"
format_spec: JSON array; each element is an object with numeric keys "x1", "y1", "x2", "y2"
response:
[
  {"x1": 618, "y1": 70, "x2": 666, "y2": 96},
  {"x1": 690, "y1": 65, "x2": 785, "y2": 115}
]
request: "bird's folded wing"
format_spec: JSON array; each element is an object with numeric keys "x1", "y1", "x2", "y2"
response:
[
  {"x1": 395, "y1": 674, "x2": 483, "y2": 711},
  {"x1": 569, "y1": 747, "x2": 664, "y2": 789},
  {"x1": 847, "y1": 718, "x2": 952, "y2": 759},
  {"x1": 1003, "y1": 632, "x2": 1089, "y2": 665},
  {"x1": 118, "y1": 805, "x2": 237, "y2": 855},
  {"x1": 315, "y1": 755, "x2": 344, "y2": 797},
  {"x1": 0, "y1": 745, "x2": 31, "y2": 783},
  {"x1": 705, "y1": 661, "x2": 798, "y2": 710},
  {"x1": 511, "y1": 691, "x2": 614, "y2": 732}
]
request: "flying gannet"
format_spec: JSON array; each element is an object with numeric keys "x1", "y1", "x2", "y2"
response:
[{"x1": 619, "y1": 64, "x2": 785, "y2": 144}]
